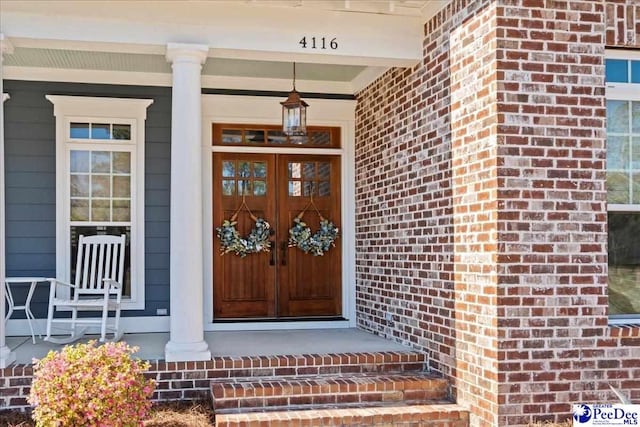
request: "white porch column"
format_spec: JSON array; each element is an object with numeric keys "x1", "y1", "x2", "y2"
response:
[
  {"x1": 0, "y1": 34, "x2": 16, "y2": 369},
  {"x1": 164, "y1": 43, "x2": 211, "y2": 362}
]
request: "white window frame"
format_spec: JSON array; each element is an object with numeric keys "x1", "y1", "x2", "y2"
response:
[
  {"x1": 46, "y1": 95, "x2": 153, "y2": 310},
  {"x1": 606, "y1": 51, "x2": 640, "y2": 322}
]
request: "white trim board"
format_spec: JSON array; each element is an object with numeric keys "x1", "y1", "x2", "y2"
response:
[{"x1": 46, "y1": 95, "x2": 153, "y2": 310}]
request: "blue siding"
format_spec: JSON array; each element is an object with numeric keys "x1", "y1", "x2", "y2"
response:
[{"x1": 4, "y1": 80, "x2": 172, "y2": 318}]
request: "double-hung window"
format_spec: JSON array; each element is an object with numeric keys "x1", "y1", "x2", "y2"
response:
[
  {"x1": 47, "y1": 96, "x2": 153, "y2": 309},
  {"x1": 605, "y1": 52, "x2": 640, "y2": 321}
]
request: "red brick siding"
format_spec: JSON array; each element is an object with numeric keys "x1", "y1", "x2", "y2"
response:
[
  {"x1": 494, "y1": 1, "x2": 610, "y2": 425},
  {"x1": 355, "y1": 0, "x2": 495, "y2": 425},
  {"x1": 451, "y1": 3, "x2": 500, "y2": 427},
  {"x1": 355, "y1": 0, "x2": 492, "y2": 386},
  {"x1": 356, "y1": 0, "x2": 640, "y2": 426},
  {"x1": 606, "y1": 0, "x2": 640, "y2": 47},
  {"x1": 0, "y1": 352, "x2": 426, "y2": 411}
]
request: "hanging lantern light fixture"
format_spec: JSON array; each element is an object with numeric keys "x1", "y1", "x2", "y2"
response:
[{"x1": 281, "y1": 62, "x2": 308, "y2": 136}]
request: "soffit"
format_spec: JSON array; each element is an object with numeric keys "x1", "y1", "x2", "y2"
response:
[{"x1": 4, "y1": 47, "x2": 365, "y2": 82}]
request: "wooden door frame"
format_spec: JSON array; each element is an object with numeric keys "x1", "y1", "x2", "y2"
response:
[{"x1": 202, "y1": 94, "x2": 357, "y2": 330}]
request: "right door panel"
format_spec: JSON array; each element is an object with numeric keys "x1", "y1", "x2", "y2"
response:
[{"x1": 277, "y1": 155, "x2": 342, "y2": 317}]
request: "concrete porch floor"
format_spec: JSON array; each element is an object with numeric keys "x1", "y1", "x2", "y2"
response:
[{"x1": 6, "y1": 328, "x2": 412, "y2": 364}]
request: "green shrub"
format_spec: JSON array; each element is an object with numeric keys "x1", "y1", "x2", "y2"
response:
[{"x1": 28, "y1": 341, "x2": 155, "y2": 427}]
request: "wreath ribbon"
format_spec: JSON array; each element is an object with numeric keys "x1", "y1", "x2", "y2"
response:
[{"x1": 230, "y1": 194, "x2": 258, "y2": 222}]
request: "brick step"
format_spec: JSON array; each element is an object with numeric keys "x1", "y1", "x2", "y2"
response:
[
  {"x1": 208, "y1": 351, "x2": 426, "y2": 379},
  {"x1": 215, "y1": 403, "x2": 469, "y2": 427},
  {"x1": 212, "y1": 372, "x2": 449, "y2": 414}
]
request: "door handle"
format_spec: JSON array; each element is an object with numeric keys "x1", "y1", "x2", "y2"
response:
[
  {"x1": 269, "y1": 241, "x2": 276, "y2": 266},
  {"x1": 280, "y1": 242, "x2": 287, "y2": 266}
]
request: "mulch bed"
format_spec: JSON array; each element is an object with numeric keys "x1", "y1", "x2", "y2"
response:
[{"x1": 0, "y1": 401, "x2": 215, "y2": 427}]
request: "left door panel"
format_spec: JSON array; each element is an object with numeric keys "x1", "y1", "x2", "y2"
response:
[{"x1": 212, "y1": 153, "x2": 276, "y2": 318}]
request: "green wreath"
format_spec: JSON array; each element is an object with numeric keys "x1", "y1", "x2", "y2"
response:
[
  {"x1": 288, "y1": 217, "x2": 339, "y2": 256},
  {"x1": 216, "y1": 217, "x2": 272, "y2": 258}
]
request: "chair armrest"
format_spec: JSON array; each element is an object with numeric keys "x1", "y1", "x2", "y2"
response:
[
  {"x1": 46, "y1": 278, "x2": 76, "y2": 301},
  {"x1": 46, "y1": 278, "x2": 76, "y2": 289}
]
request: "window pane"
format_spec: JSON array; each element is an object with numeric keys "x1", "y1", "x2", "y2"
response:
[
  {"x1": 254, "y1": 162, "x2": 267, "y2": 178},
  {"x1": 238, "y1": 180, "x2": 251, "y2": 196},
  {"x1": 290, "y1": 135, "x2": 309, "y2": 145},
  {"x1": 91, "y1": 151, "x2": 111, "y2": 173},
  {"x1": 70, "y1": 174, "x2": 90, "y2": 197},
  {"x1": 112, "y1": 152, "x2": 131, "y2": 173},
  {"x1": 606, "y1": 59, "x2": 629, "y2": 83},
  {"x1": 608, "y1": 213, "x2": 640, "y2": 315},
  {"x1": 318, "y1": 162, "x2": 330, "y2": 179},
  {"x1": 311, "y1": 131, "x2": 331, "y2": 146},
  {"x1": 222, "y1": 180, "x2": 235, "y2": 196},
  {"x1": 222, "y1": 161, "x2": 235, "y2": 178},
  {"x1": 70, "y1": 123, "x2": 90, "y2": 139},
  {"x1": 222, "y1": 129, "x2": 242, "y2": 144},
  {"x1": 607, "y1": 136, "x2": 630, "y2": 170},
  {"x1": 245, "y1": 130, "x2": 265, "y2": 143},
  {"x1": 319, "y1": 180, "x2": 330, "y2": 196},
  {"x1": 238, "y1": 161, "x2": 251, "y2": 178},
  {"x1": 607, "y1": 172, "x2": 630, "y2": 204},
  {"x1": 91, "y1": 123, "x2": 111, "y2": 139},
  {"x1": 113, "y1": 176, "x2": 131, "y2": 198},
  {"x1": 607, "y1": 100, "x2": 629, "y2": 133},
  {"x1": 633, "y1": 137, "x2": 640, "y2": 170},
  {"x1": 289, "y1": 181, "x2": 302, "y2": 196},
  {"x1": 303, "y1": 181, "x2": 314, "y2": 197},
  {"x1": 633, "y1": 102, "x2": 640, "y2": 134},
  {"x1": 303, "y1": 162, "x2": 316, "y2": 179},
  {"x1": 253, "y1": 180, "x2": 266, "y2": 196},
  {"x1": 267, "y1": 130, "x2": 287, "y2": 144},
  {"x1": 632, "y1": 61, "x2": 640, "y2": 84},
  {"x1": 70, "y1": 151, "x2": 90, "y2": 173},
  {"x1": 91, "y1": 175, "x2": 111, "y2": 197},
  {"x1": 112, "y1": 124, "x2": 131, "y2": 140},
  {"x1": 92, "y1": 199, "x2": 110, "y2": 221},
  {"x1": 289, "y1": 162, "x2": 302, "y2": 179},
  {"x1": 633, "y1": 173, "x2": 640, "y2": 204},
  {"x1": 112, "y1": 200, "x2": 130, "y2": 222},
  {"x1": 70, "y1": 199, "x2": 89, "y2": 221}
]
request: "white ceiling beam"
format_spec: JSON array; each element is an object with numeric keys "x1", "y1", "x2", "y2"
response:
[{"x1": 0, "y1": 2, "x2": 423, "y2": 68}]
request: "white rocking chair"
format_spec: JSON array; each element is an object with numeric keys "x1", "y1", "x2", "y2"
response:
[{"x1": 45, "y1": 234, "x2": 126, "y2": 344}]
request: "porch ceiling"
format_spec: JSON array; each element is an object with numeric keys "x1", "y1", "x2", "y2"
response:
[
  {"x1": 0, "y1": 0, "x2": 449, "y2": 94},
  {"x1": 4, "y1": 47, "x2": 366, "y2": 82}
]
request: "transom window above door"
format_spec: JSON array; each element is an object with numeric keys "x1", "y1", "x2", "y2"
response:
[{"x1": 212, "y1": 124, "x2": 341, "y2": 148}]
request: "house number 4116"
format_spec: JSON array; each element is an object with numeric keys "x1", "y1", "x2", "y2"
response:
[{"x1": 299, "y1": 37, "x2": 338, "y2": 50}]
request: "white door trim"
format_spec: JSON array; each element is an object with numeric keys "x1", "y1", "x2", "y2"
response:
[{"x1": 202, "y1": 94, "x2": 357, "y2": 329}]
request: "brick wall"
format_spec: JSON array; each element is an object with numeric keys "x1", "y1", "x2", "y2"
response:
[
  {"x1": 356, "y1": 0, "x2": 491, "y2": 399},
  {"x1": 1, "y1": 352, "x2": 426, "y2": 411},
  {"x1": 606, "y1": 0, "x2": 640, "y2": 46},
  {"x1": 450, "y1": 2, "x2": 500, "y2": 426},
  {"x1": 355, "y1": 0, "x2": 640, "y2": 426},
  {"x1": 494, "y1": 1, "x2": 610, "y2": 425}
]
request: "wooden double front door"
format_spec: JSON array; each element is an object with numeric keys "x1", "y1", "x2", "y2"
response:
[{"x1": 213, "y1": 153, "x2": 342, "y2": 319}]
